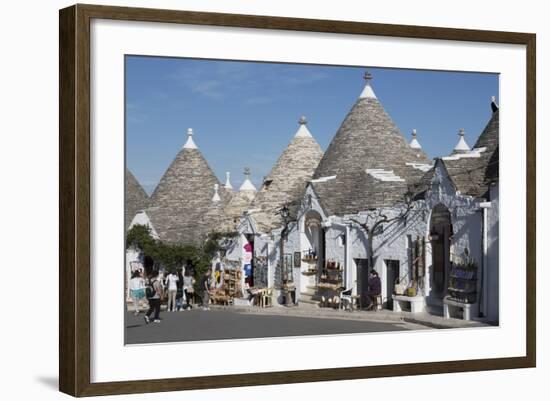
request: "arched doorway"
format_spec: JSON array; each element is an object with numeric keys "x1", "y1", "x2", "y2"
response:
[
  {"x1": 301, "y1": 211, "x2": 325, "y2": 294},
  {"x1": 429, "y1": 204, "x2": 452, "y2": 302}
]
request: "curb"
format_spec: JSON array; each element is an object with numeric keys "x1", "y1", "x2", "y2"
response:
[
  {"x1": 128, "y1": 303, "x2": 490, "y2": 329},
  {"x1": 208, "y1": 304, "x2": 406, "y2": 324},
  {"x1": 402, "y1": 317, "x2": 489, "y2": 330}
]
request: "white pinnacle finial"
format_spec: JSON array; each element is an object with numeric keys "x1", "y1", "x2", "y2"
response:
[
  {"x1": 454, "y1": 128, "x2": 470, "y2": 152},
  {"x1": 212, "y1": 184, "x2": 221, "y2": 202},
  {"x1": 359, "y1": 70, "x2": 377, "y2": 99},
  {"x1": 409, "y1": 129, "x2": 422, "y2": 149},
  {"x1": 491, "y1": 96, "x2": 499, "y2": 112},
  {"x1": 239, "y1": 167, "x2": 257, "y2": 192},
  {"x1": 224, "y1": 171, "x2": 233, "y2": 190},
  {"x1": 183, "y1": 128, "x2": 198, "y2": 149},
  {"x1": 295, "y1": 115, "x2": 313, "y2": 138}
]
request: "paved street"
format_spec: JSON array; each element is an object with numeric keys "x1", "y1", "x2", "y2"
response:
[{"x1": 125, "y1": 308, "x2": 426, "y2": 344}]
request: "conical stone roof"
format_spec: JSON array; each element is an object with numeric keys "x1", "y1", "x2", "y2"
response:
[
  {"x1": 146, "y1": 129, "x2": 229, "y2": 244},
  {"x1": 203, "y1": 184, "x2": 234, "y2": 233},
  {"x1": 441, "y1": 104, "x2": 499, "y2": 198},
  {"x1": 311, "y1": 72, "x2": 431, "y2": 215},
  {"x1": 250, "y1": 116, "x2": 324, "y2": 232},
  {"x1": 224, "y1": 168, "x2": 257, "y2": 229},
  {"x1": 451, "y1": 129, "x2": 471, "y2": 154},
  {"x1": 125, "y1": 169, "x2": 149, "y2": 229}
]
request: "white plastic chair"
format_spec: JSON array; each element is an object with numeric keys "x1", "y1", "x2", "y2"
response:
[{"x1": 339, "y1": 288, "x2": 353, "y2": 311}]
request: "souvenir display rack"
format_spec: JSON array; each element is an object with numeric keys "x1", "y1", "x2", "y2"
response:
[
  {"x1": 301, "y1": 251, "x2": 318, "y2": 275},
  {"x1": 302, "y1": 248, "x2": 318, "y2": 262},
  {"x1": 223, "y1": 268, "x2": 241, "y2": 298},
  {"x1": 316, "y1": 260, "x2": 344, "y2": 306},
  {"x1": 447, "y1": 262, "x2": 478, "y2": 304}
]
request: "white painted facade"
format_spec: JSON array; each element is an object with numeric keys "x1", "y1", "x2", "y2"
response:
[
  {"x1": 128, "y1": 210, "x2": 160, "y2": 239},
  {"x1": 236, "y1": 158, "x2": 498, "y2": 322},
  {"x1": 125, "y1": 246, "x2": 142, "y2": 301}
]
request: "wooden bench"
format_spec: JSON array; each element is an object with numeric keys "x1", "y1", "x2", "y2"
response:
[{"x1": 392, "y1": 295, "x2": 426, "y2": 313}]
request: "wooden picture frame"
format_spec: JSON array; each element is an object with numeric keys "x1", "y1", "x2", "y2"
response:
[{"x1": 59, "y1": 3, "x2": 536, "y2": 397}]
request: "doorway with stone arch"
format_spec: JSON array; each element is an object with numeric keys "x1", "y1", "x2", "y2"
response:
[
  {"x1": 300, "y1": 210, "x2": 325, "y2": 295},
  {"x1": 429, "y1": 204, "x2": 453, "y2": 303}
]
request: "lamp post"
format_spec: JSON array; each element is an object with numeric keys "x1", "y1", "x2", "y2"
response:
[{"x1": 277, "y1": 204, "x2": 293, "y2": 305}]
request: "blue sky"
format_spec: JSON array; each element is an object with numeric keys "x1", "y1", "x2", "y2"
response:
[{"x1": 126, "y1": 56, "x2": 498, "y2": 194}]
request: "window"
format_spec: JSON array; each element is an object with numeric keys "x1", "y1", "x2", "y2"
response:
[{"x1": 338, "y1": 233, "x2": 346, "y2": 247}]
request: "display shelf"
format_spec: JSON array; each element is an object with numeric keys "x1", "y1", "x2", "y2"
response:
[
  {"x1": 316, "y1": 282, "x2": 343, "y2": 290},
  {"x1": 301, "y1": 270, "x2": 317, "y2": 276},
  {"x1": 447, "y1": 287, "x2": 475, "y2": 293},
  {"x1": 447, "y1": 264, "x2": 478, "y2": 305}
]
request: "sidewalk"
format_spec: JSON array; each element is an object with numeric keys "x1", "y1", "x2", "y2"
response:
[
  {"x1": 207, "y1": 303, "x2": 491, "y2": 330},
  {"x1": 127, "y1": 301, "x2": 491, "y2": 330}
]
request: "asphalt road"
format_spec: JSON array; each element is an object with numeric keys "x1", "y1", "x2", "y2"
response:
[{"x1": 125, "y1": 308, "x2": 420, "y2": 344}]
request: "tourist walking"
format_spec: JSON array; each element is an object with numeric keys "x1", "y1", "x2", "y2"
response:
[
  {"x1": 201, "y1": 268, "x2": 213, "y2": 310},
  {"x1": 144, "y1": 269, "x2": 163, "y2": 324},
  {"x1": 165, "y1": 269, "x2": 179, "y2": 312},
  {"x1": 129, "y1": 270, "x2": 145, "y2": 315},
  {"x1": 183, "y1": 268, "x2": 195, "y2": 310},
  {"x1": 175, "y1": 268, "x2": 185, "y2": 311}
]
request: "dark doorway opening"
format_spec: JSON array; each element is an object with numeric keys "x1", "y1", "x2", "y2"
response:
[
  {"x1": 355, "y1": 258, "x2": 369, "y2": 308},
  {"x1": 429, "y1": 204, "x2": 453, "y2": 302},
  {"x1": 384, "y1": 259, "x2": 400, "y2": 310}
]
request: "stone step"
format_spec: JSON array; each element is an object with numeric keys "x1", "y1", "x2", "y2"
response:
[
  {"x1": 306, "y1": 285, "x2": 318, "y2": 291},
  {"x1": 299, "y1": 292, "x2": 320, "y2": 304},
  {"x1": 298, "y1": 298, "x2": 319, "y2": 306},
  {"x1": 233, "y1": 298, "x2": 251, "y2": 307}
]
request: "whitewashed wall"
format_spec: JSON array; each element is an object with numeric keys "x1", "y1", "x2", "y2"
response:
[
  {"x1": 486, "y1": 182, "x2": 500, "y2": 323},
  {"x1": 125, "y1": 246, "x2": 142, "y2": 301},
  {"x1": 284, "y1": 161, "x2": 497, "y2": 318},
  {"x1": 242, "y1": 160, "x2": 498, "y2": 318}
]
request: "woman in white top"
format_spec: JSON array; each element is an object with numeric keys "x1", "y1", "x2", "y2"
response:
[
  {"x1": 183, "y1": 268, "x2": 195, "y2": 310},
  {"x1": 129, "y1": 270, "x2": 145, "y2": 316},
  {"x1": 165, "y1": 271, "x2": 179, "y2": 312}
]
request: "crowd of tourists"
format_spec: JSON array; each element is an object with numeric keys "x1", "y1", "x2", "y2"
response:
[{"x1": 128, "y1": 256, "x2": 214, "y2": 324}]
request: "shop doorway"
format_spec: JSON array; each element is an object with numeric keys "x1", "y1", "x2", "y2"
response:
[
  {"x1": 429, "y1": 204, "x2": 452, "y2": 301},
  {"x1": 302, "y1": 211, "x2": 325, "y2": 294},
  {"x1": 384, "y1": 259, "x2": 400, "y2": 310},
  {"x1": 244, "y1": 234, "x2": 255, "y2": 287},
  {"x1": 355, "y1": 258, "x2": 369, "y2": 308}
]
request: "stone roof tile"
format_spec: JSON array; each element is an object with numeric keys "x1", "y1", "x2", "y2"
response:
[
  {"x1": 250, "y1": 119, "x2": 324, "y2": 232},
  {"x1": 125, "y1": 169, "x2": 149, "y2": 229},
  {"x1": 310, "y1": 77, "x2": 431, "y2": 215},
  {"x1": 146, "y1": 133, "x2": 229, "y2": 244}
]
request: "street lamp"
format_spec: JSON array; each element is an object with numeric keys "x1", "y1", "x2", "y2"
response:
[
  {"x1": 405, "y1": 190, "x2": 413, "y2": 205},
  {"x1": 280, "y1": 205, "x2": 290, "y2": 221},
  {"x1": 277, "y1": 204, "x2": 293, "y2": 305}
]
